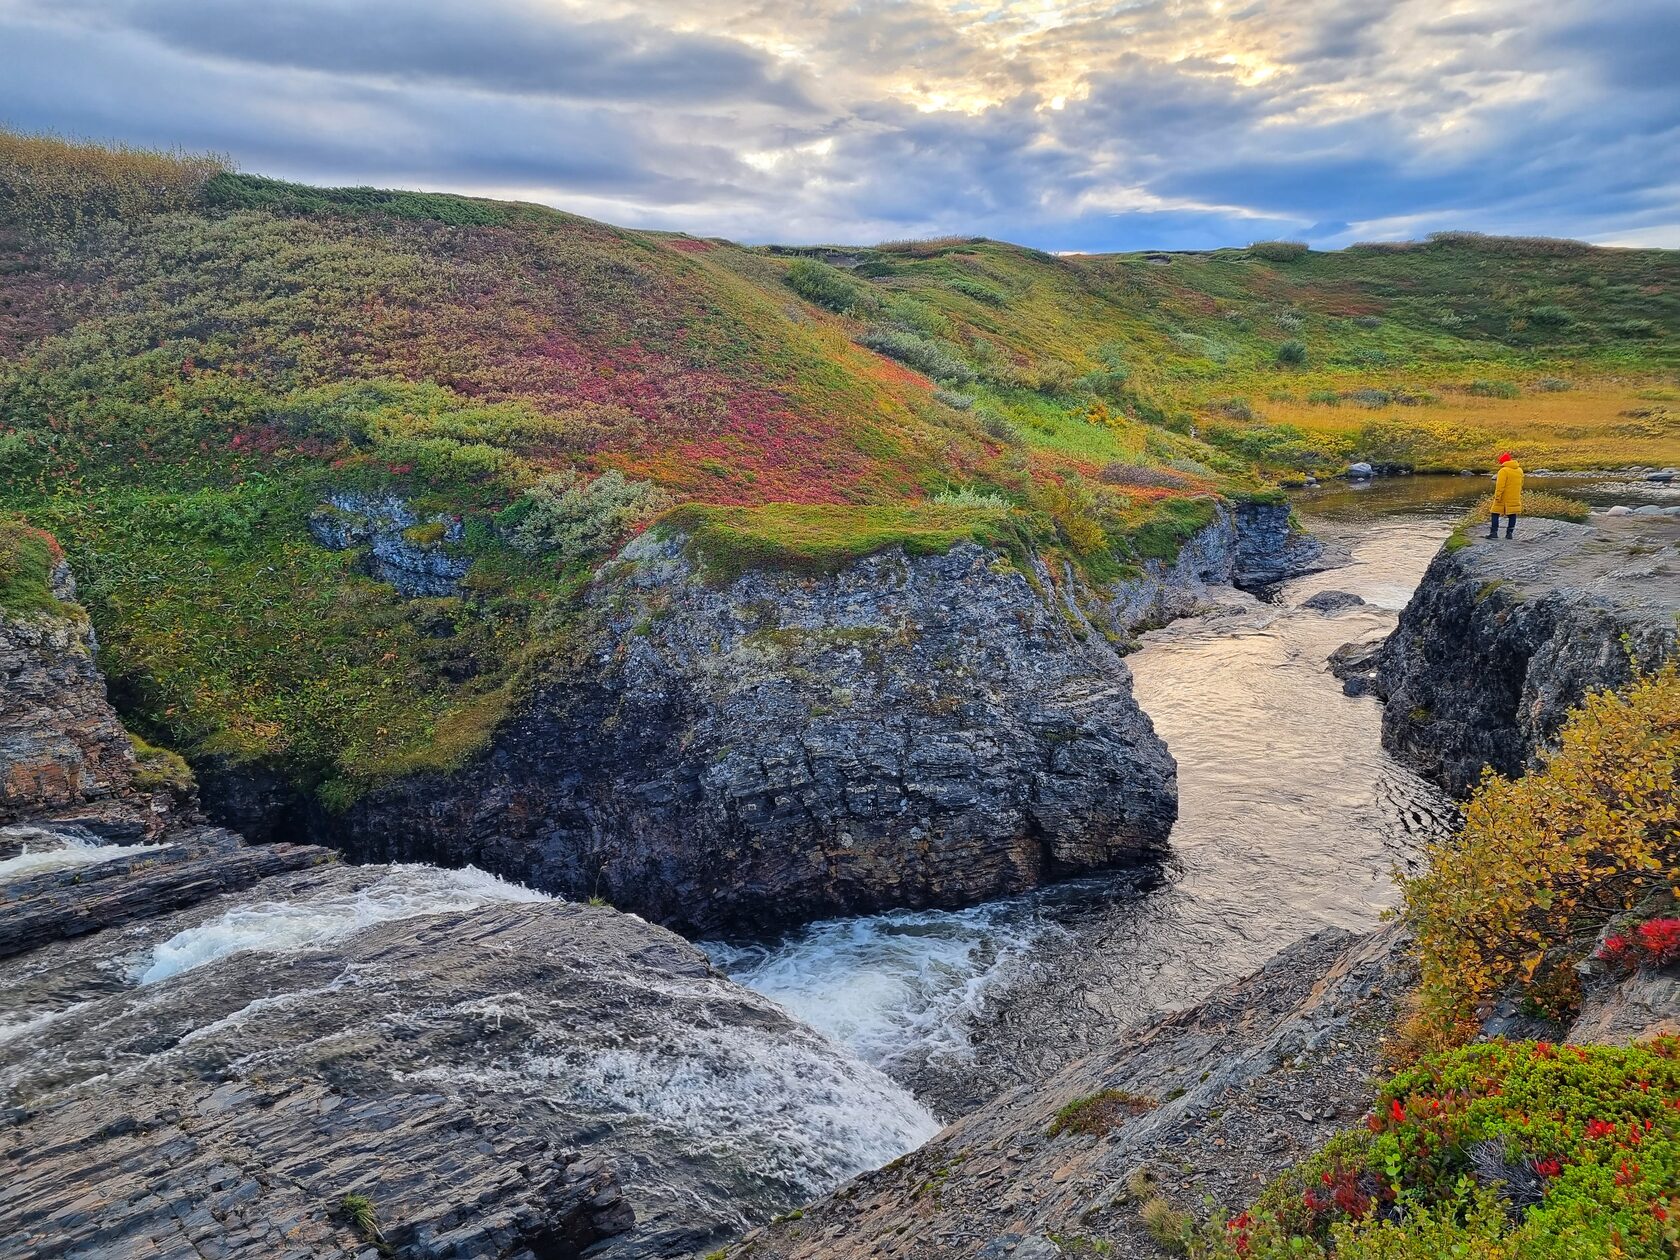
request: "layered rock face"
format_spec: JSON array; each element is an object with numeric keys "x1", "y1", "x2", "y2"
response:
[
  {"x1": 1, "y1": 865, "x2": 934, "y2": 1259},
  {"x1": 0, "y1": 561, "x2": 181, "y2": 836},
  {"x1": 726, "y1": 925, "x2": 1416, "y2": 1260},
  {"x1": 212, "y1": 504, "x2": 1324, "y2": 933},
  {"x1": 2, "y1": 550, "x2": 934, "y2": 1258},
  {"x1": 1371, "y1": 516, "x2": 1680, "y2": 794},
  {"x1": 334, "y1": 536, "x2": 1188, "y2": 934},
  {"x1": 1232, "y1": 501, "x2": 1327, "y2": 587}
]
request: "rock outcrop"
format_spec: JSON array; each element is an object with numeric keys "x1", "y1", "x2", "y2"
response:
[
  {"x1": 1, "y1": 545, "x2": 935, "y2": 1258},
  {"x1": 1233, "y1": 501, "x2": 1327, "y2": 587},
  {"x1": 1, "y1": 864, "x2": 934, "y2": 1259},
  {"x1": 1369, "y1": 516, "x2": 1680, "y2": 794},
  {"x1": 0, "y1": 558, "x2": 185, "y2": 837},
  {"x1": 725, "y1": 924, "x2": 1415, "y2": 1260},
  {"x1": 314, "y1": 537, "x2": 1188, "y2": 933},
  {"x1": 224, "y1": 506, "x2": 1326, "y2": 935},
  {"x1": 308, "y1": 490, "x2": 469, "y2": 597}
]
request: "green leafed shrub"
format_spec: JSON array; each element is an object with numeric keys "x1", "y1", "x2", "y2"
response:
[
  {"x1": 858, "y1": 326, "x2": 976, "y2": 384},
  {"x1": 502, "y1": 470, "x2": 672, "y2": 568},
  {"x1": 1526, "y1": 304, "x2": 1576, "y2": 329},
  {"x1": 1467, "y1": 379, "x2": 1520, "y2": 399},
  {"x1": 786, "y1": 258, "x2": 868, "y2": 313},
  {"x1": 1250, "y1": 240, "x2": 1310, "y2": 262},
  {"x1": 1276, "y1": 340, "x2": 1307, "y2": 366}
]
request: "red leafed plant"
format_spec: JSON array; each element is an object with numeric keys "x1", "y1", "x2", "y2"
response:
[{"x1": 1598, "y1": 917, "x2": 1680, "y2": 974}]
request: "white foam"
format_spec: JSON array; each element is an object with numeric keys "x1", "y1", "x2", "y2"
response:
[
  {"x1": 705, "y1": 902, "x2": 1060, "y2": 1071},
  {"x1": 0, "y1": 832, "x2": 167, "y2": 882},
  {"x1": 130, "y1": 864, "x2": 551, "y2": 985},
  {"x1": 413, "y1": 1023, "x2": 940, "y2": 1197}
]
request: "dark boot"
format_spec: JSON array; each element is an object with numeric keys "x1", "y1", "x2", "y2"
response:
[
  {"x1": 1487, "y1": 513, "x2": 1500, "y2": 539},
  {"x1": 1506, "y1": 515, "x2": 1516, "y2": 538}
]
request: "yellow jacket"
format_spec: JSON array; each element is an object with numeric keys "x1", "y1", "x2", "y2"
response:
[{"x1": 1492, "y1": 461, "x2": 1523, "y2": 514}]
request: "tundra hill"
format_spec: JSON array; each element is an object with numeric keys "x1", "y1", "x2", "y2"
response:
[{"x1": 1, "y1": 130, "x2": 1676, "y2": 809}]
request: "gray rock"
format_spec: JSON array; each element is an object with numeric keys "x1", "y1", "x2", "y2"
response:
[
  {"x1": 1604, "y1": 504, "x2": 1634, "y2": 516},
  {"x1": 726, "y1": 926, "x2": 1416, "y2": 1260},
  {"x1": 1347, "y1": 461, "x2": 1374, "y2": 478},
  {"x1": 1644, "y1": 470, "x2": 1674, "y2": 483},
  {"x1": 1234, "y1": 502, "x2": 1328, "y2": 587},
  {"x1": 308, "y1": 491, "x2": 468, "y2": 597},
  {"x1": 1372, "y1": 516, "x2": 1680, "y2": 795},
  {"x1": 1634, "y1": 504, "x2": 1666, "y2": 515},
  {"x1": 1299, "y1": 589, "x2": 1368, "y2": 614}
]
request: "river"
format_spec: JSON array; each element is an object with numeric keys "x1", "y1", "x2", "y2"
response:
[{"x1": 706, "y1": 474, "x2": 1646, "y2": 1117}]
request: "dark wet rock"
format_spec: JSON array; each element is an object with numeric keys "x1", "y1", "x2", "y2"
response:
[
  {"x1": 726, "y1": 926, "x2": 1415, "y2": 1260},
  {"x1": 1328, "y1": 637, "x2": 1387, "y2": 697},
  {"x1": 1372, "y1": 516, "x2": 1680, "y2": 795},
  {"x1": 1300, "y1": 589, "x2": 1368, "y2": 614},
  {"x1": 0, "y1": 866, "x2": 933, "y2": 1259},
  {"x1": 308, "y1": 490, "x2": 468, "y2": 597},
  {"x1": 1233, "y1": 502, "x2": 1327, "y2": 587}
]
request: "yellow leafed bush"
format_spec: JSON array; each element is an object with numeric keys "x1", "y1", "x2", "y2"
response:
[
  {"x1": 0, "y1": 129, "x2": 225, "y2": 228},
  {"x1": 1402, "y1": 665, "x2": 1680, "y2": 1039}
]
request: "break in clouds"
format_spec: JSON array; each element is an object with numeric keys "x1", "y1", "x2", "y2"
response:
[{"x1": 1, "y1": 0, "x2": 1676, "y2": 249}]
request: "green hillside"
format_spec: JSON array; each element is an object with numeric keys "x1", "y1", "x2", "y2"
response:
[{"x1": 2, "y1": 131, "x2": 1676, "y2": 806}]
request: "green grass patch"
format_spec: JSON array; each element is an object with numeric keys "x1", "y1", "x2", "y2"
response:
[
  {"x1": 1048, "y1": 1088, "x2": 1157, "y2": 1138},
  {"x1": 660, "y1": 501, "x2": 1015, "y2": 580},
  {"x1": 0, "y1": 518, "x2": 69, "y2": 619}
]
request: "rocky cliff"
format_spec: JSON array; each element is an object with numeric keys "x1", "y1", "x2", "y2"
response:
[
  {"x1": 1, "y1": 548, "x2": 935, "y2": 1259},
  {"x1": 213, "y1": 503, "x2": 1319, "y2": 935},
  {"x1": 0, "y1": 556, "x2": 187, "y2": 837},
  {"x1": 1367, "y1": 515, "x2": 1680, "y2": 794}
]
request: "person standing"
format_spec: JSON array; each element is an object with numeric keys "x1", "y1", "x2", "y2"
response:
[{"x1": 1488, "y1": 451, "x2": 1523, "y2": 538}]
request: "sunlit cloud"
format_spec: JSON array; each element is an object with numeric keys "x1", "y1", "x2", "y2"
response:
[{"x1": 0, "y1": 0, "x2": 1674, "y2": 248}]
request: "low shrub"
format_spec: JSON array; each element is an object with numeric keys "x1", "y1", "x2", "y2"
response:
[
  {"x1": 1466, "y1": 379, "x2": 1520, "y2": 399},
  {"x1": 1047, "y1": 1088, "x2": 1156, "y2": 1138},
  {"x1": 858, "y1": 326, "x2": 976, "y2": 384},
  {"x1": 1534, "y1": 377, "x2": 1574, "y2": 392},
  {"x1": 1526, "y1": 304, "x2": 1576, "y2": 329},
  {"x1": 1347, "y1": 388, "x2": 1393, "y2": 409},
  {"x1": 1307, "y1": 390, "x2": 1340, "y2": 406},
  {"x1": 1402, "y1": 665, "x2": 1680, "y2": 1037},
  {"x1": 786, "y1": 258, "x2": 868, "y2": 313},
  {"x1": 1249, "y1": 240, "x2": 1309, "y2": 262},
  {"x1": 1221, "y1": 1039, "x2": 1680, "y2": 1259},
  {"x1": 1597, "y1": 915, "x2": 1680, "y2": 974},
  {"x1": 1276, "y1": 340, "x2": 1307, "y2": 366},
  {"x1": 502, "y1": 470, "x2": 672, "y2": 568},
  {"x1": 1098, "y1": 462, "x2": 1190, "y2": 489}
]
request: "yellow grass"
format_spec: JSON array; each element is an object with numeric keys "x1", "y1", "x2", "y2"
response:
[{"x1": 1256, "y1": 383, "x2": 1680, "y2": 470}]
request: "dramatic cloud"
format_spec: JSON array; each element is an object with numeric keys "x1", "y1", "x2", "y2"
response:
[{"x1": 1, "y1": 0, "x2": 1675, "y2": 249}]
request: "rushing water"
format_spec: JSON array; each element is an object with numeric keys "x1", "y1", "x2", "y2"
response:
[{"x1": 709, "y1": 483, "x2": 1481, "y2": 1115}]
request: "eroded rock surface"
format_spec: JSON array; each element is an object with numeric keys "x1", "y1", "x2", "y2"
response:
[
  {"x1": 332, "y1": 538, "x2": 1187, "y2": 934},
  {"x1": 726, "y1": 925, "x2": 1414, "y2": 1260},
  {"x1": 1371, "y1": 516, "x2": 1680, "y2": 794},
  {"x1": 0, "y1": 561, "x2": 183, "y2": 836},
  {"x1": 1, "y1": 865, "x2": 934, "y2": 1259}
]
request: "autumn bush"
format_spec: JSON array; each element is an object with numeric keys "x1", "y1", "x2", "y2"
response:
[
  {"x1": 0, "y1": 129, "x2": 224, "y2": 228},
  {"x1": 1401, "y1": 665, "x2": 1680, "y2": 1039}
]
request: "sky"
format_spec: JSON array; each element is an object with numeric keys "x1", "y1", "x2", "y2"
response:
[{"x1": 1, "y1": 0, "x2": 1677, "y2": 251}]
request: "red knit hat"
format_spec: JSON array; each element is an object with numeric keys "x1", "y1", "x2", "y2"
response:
[{"x1": 1497, "y1": 451, "x2": 1513, "y2": 463}]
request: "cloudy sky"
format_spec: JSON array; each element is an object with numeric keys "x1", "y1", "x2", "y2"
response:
[{"x1": 2, "y1": 0, "x2": 1676, "y2": 250}]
